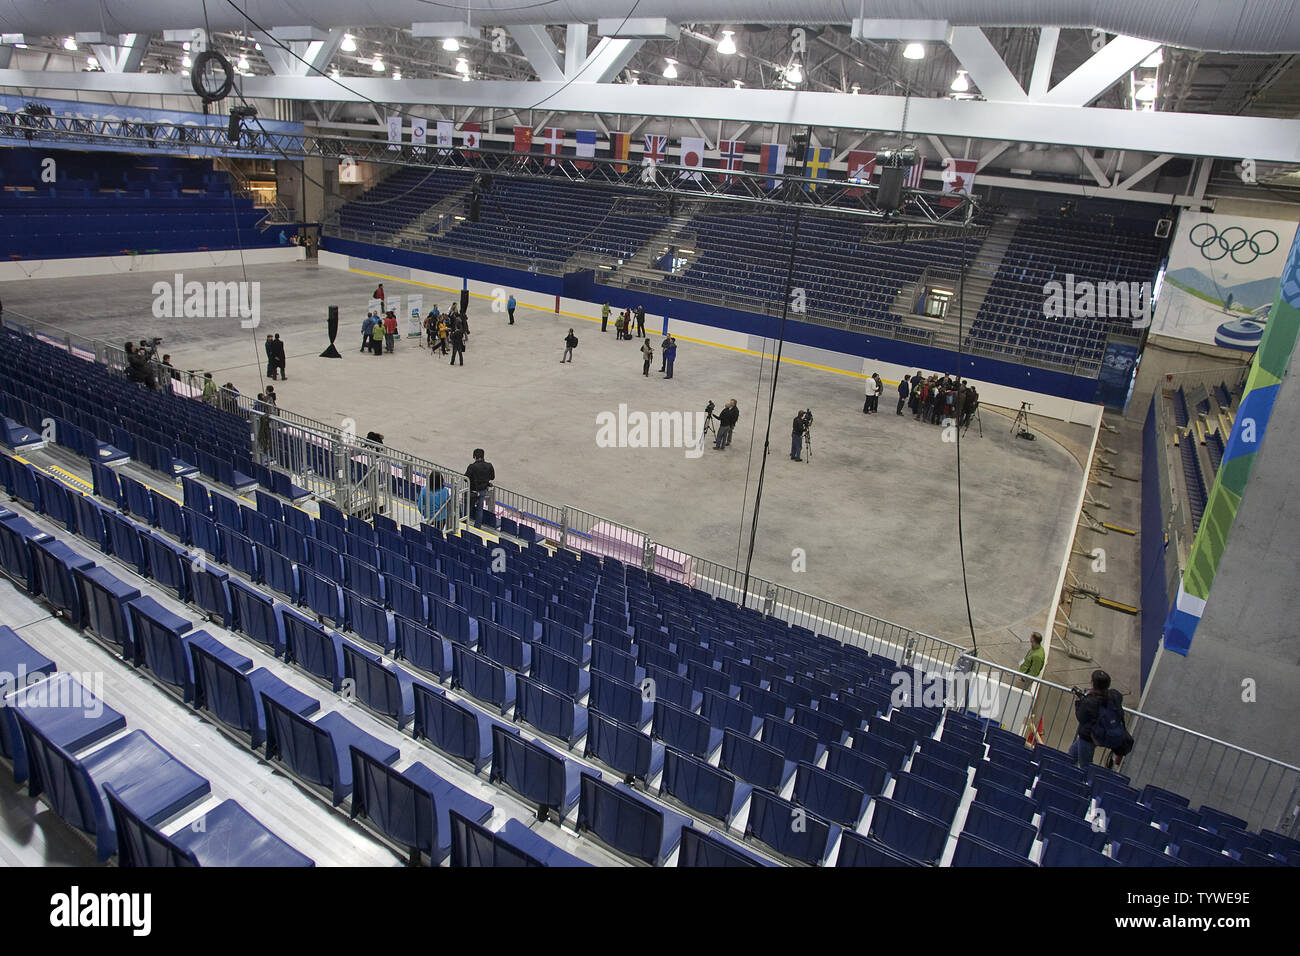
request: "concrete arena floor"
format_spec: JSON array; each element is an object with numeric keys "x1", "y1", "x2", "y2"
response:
[{"x1": 1, "y1": 259, "x2": 1087, "y2": 672}]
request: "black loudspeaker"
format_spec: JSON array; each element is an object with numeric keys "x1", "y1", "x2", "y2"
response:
[
  {"x1": 878, "y1": 167, "x2": 904, "y2": 211},
  {"x1": 469, "y1": 193, "x2": 481, "y2": 222},
  {"x1": 320, "y1": 305, "x2": 342, "y2": 358}
]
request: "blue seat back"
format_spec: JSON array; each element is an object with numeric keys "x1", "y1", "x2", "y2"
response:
[
  {"x1": 490, "y1": 725, "x2": 567, "y2": 813},
  {"x1": 720, "y1": 730, "x2": 788, "y2": 790},
  {"x1": 515, "y1": 675, "x2": 579, "y2": 744},
  {"x1": 792, "y1": 762, "x2": 868, "y2": 827},
  {"x1": 746, "y1": 788, "x2": 835, "y2": 865},
  {"x1": 576, "y1": 772, "x2": 666, "y2": 865},
  {"x1": 586, "y1": 710, "x2": 654, "y2": 781}
]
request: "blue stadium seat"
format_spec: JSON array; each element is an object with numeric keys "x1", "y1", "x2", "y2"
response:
[
  {"x1": 792, "y1": 761, "x2": 870, "y2": 827},
  {"x1": 1040, "y1": 834, "x2": 1118, "y2": 867},
  {"x1": 962, "y1": 801, "x2": 1036, "y2": 858},
  {"x1": 952, "y1": 833, "x2": 1037, "y2": 867},
  {"x1": 451, "y1": 644, "x2": 516, "y2": 715},
  {"x1": 448, "y1": 811, "x2": 591, "y2": 867},
  {"x1": 262, "y1": 695, "x2": 399, "y2": 806},
  {"x1": 590, "y1": 672, "x2": 654, "y2": 728},
  {"x1": 341, "y1": 642, "x2": 420, "y2": 730},
  {"x1": 745, "y1": 787, "x2": 841, "y2": 865},
  {"x1": 515, "y1": 674, "x2": 587, "y2": 749},
  {"x1": 719, "y1": 729, "x2": 796, "y2": 792},
  {"x1": 865, "y1": 798, "x2": 950, "y2": 865},
  {"x1": 412, "y1": 683, "x2": 509, "y2": 773},
  {"x1": 585, "y1": 709, "x2": 664, "y2": 784},
  {"x1": 228, "y1": 578, "x2": 285, "y2": 656},
  {"x1": 836, "y1": 828, "x2": 922, "y2": 867},
  {"x1": 677, "y1": 827, "x2": 776, "y2": 867},
  {"x1": 576, "y1": 771, "x2": 690, "y2": 866},
  {"x1": 191, "y1": 638, "x2": 319, "y2": 748},
  {"x1": 892, "y1": 772, "x2": 962, "y2": 826},
  {"x1": 281, "y1": 606, "x2": 346, "y2": 691},
  {"x1": 490, "y1": 724, "x2": 582, "y2": 822}
]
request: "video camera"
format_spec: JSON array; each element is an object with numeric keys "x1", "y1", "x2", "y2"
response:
[
  {"x1": 799, "y1": 408, "x2": 814, "y2": 433},
  {"x1": 704, "y1": 400, "x2": 717, "y2": 420},
  {"x1": 137, "y1": 336, "x2": 163, "y2": 360}
]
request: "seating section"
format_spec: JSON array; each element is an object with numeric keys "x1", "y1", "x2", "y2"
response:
[{"x1": 0, "y1": 149, "x2": 276, "y2": 259}]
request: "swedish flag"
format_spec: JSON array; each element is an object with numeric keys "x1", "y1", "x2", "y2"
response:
[{"x1": 804, "y1": 147, "x2": 831, "y2": 191}]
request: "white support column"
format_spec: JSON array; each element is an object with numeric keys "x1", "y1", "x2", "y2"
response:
[
  {"x1": 945, "y1": 26, "x2": 1027, "y2": 102},
  {"x1": 508, "y1": 25, "x2": 564, "y2": 83},
  {"x1": 688, "y1": 117, "x2": 711, "y2": 148},
  {"x1": 975, "y1": 141, "x2": 1011, "y2": 171},
  {"x1": 256, "y1": 29, "x2": 344, "y2": 77},
  {"x1": 575, "y1": 37, "x2": 643, "y2": 83},
  {"x1": 90, "y1": 33, "x2": 150, "y2": 73},
  {"x1": 1028, "y1": 28, "x2": 1060, "y2": 99},
  {"x1": 927, "y1": 134, "x2": 952, "y2": 162},
  {"x1": 1075, "y1": 147, "x2": 1112, "y2": 186},
  {"x1": 1041, "y1": 36, "x2": 1160, "y2": 107},
  {"x1": 564, "y1": 24, "x2": 588, "y2": 78}
]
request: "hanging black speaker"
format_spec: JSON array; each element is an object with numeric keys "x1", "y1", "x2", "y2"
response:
[
  {"x1": 878, "y1": 167, "x2": 905, "y2": 211},
  {"x1": 469, "y1": 192, "x2": 481, "y2": 222},
  {"x1": 320, "y1": 304, "x2": 342, "y2": 358}
]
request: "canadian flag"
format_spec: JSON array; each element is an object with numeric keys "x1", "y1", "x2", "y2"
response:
[
  {"x1": 461, "y1": 122, "x2": 481, "y2": 158},
  {"x1": 542, "y1": 127, "x2": 563, "y2": 166},
  {"x1": 941, "y1": 157, "x2": 977, "y2": 206}
]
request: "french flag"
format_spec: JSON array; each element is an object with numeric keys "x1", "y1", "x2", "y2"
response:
[{"x1": 575, "y1": 129, "x2": 597, "y2": 170}]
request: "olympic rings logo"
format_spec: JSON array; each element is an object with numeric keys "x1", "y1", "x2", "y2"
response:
[{"x1": 1188, "y1": 222, "x2": 1279, "y2": 264}]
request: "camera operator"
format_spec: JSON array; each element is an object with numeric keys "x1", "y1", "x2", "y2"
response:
[
  {"x1": 1068, "y1": 670, "x2": 1134, "y2": 770},
  {"x1": 713, "y1": 399, "x2": 739, "y2": 450},
  {"x1": 790, "y1": 409, "x2": 812, "y2": 461},
  {"x1": 124, "y1": 341, "x2": 152, "y2": 387}
]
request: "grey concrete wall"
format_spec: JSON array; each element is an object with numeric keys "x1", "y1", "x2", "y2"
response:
[
  {"x1": 1126, "y1": 335, "x2": 1249, "y2": 422},
  {"x1": 1141, "y1": 341, "x2": 1300, "y2": 770}
]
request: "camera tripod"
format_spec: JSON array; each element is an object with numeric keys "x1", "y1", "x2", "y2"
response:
[
  {"x1": 1012, "y1": 402, "x2": 1035, "y2": 441},
  {"x1": 801, "y1": 425, "x2": 813, "y2": 462},
  {"x1": 697, "y1": 412, "x2": 717, "y2": 453},
  {"x1": 962, "y1": 406, "x2": 983, "y2": 438}
]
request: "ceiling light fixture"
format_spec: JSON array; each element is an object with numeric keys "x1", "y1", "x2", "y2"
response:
[
  {"x1": 86, "y1": 56, "x2": 98, "y2": 69},
  {"x1": 1135, "y1": 80, "x2": 1157, "y2": 102},
  {"x1": 442, "y1": 37, "x2": 460, "y2": 52},
  {"x1": 372, "y1": 57, "x2": 385, "y2": 72},
  {"x1": 182, "y1": 54, "x2": 192, "y2": 68},
  {"x1": 786, "y1": 60, "x2": 803, "y2": 84},
  {"x1": 717, "y1": 30, "x2": 736, "y2": 55},
  {"x1": 951, "y1": 69, "x2": 969, "y2": 92},
  {"x1": 732, "y1": 78, "x2": 743, "y2": 88},
  {"x1": 341, "y1": 34, "x2": 357, "y2": 52},
  {"x1": 455, "y1": 56, "x2": 469, "y2": 74},
  {"x1": 663, "y1": 58, "x2": 678, "y2": 79},
  {"x1": 62, "y1": 37, "x2": 77, "y2": 51},
  {"x1": 392, "y1": 69, "x2": 402, "y2": 80},
  {"x1": 237, "y1": 53, "x2": 250, "y2": 71},
  {"x1": 903, "y1": 42, "x2": 925, "y2": 60}
]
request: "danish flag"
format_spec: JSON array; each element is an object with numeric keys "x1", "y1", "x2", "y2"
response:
[{"x1": 542, "y1": 127, "x2": 563, "y2": 166}]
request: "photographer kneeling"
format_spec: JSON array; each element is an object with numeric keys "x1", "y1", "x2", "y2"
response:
[{"x1": 713, "y1": 399, "x2": 739, "y2": 450}]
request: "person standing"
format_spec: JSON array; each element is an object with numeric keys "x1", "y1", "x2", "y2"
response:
[
  {"x1": 373, "y1": 283, "x2": 386, "y2": 312},
  {"x1": 663, "y1": 336, "x2": 678, "y2": 379},
  {"x1": 465, "y1": 449, "x2": 495, "y2": 526},
  {"x1": 459, "y1": 286, "x2": 470, "y2": 321},
  {"x1": 436, "y1": 314, "x2": 450, "y2": 355},
  {"x1": 601, "y1": 302, "x2": 611, "y2": 332},
  {"x1": 791, "y1": 409, "x2": 811, "y2": 461},
  {"x1": 383, "y1": 311, "x2": 398, "y2": 353},
  {"x1": 640, "y1": 338, "x2": 653, "y2": 376},
  {"x1": 1018, "y1": 632, "x2": 1045, "y2": 687},
  {"x1": 370, "y1": 318, "x2": 385, "y2": 355},
  {"x1": 870, "y1": 373, "x2": 883, "y2": 413},
  {"x1": 273, "y1": 333, "x2": 287, "y2": 380},
  {"x1": 449, "y1": 323, "x2": 465, "y2": 365},
  {"x1": 506, "y1": 293, "x2": 516, "y2": 325},
  {"x1": 1068, "y1": 669, "x2": 1133, "y2": 770},
  {"x1": 265, "y1": 334, "x2": 278, "y2": 380},
  {"x1": 714, "y1": 399, "x2": 739, "y2": 450},
  {"x1": 201, "y1": 371, "x2": 218, "y2": 404},
  {"x1": 361, "y1": 312, "x2": 376, "y2": 352},
  {"x1": 561, "y1": 328, "x2": 578, "y2": 363},
  {"x1": 896, "y1": 374, "x2": 910, "y2": 415},
  {"x1": 659, "y1": 334, "x2": 671, "y2": 372},
  {"x1": 635, "y1": 305, "x2": 646, "y2": 338},
  {"x1": 615, "y1": 312, "x2": 627, "y2": 340},
  {"x1": 863, "y1": 373, "x2": 877, "y2": 414}
]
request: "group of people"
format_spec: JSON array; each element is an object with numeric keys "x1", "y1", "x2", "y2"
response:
[
  {"x1": 420, "y1": 304, "x2": 470, "y2": 365},
  {"x1": 638, "y1": 333, "x2": 678, "y2": 378},
  {"x1": 899, "y1": 371, "x2": 979, "y2": 428},
  {"x1": 360, "y1": 310, "x2": 400, "y2": 356},
  {"x1": 607, "y1": 302, "x2": 647, "y2": 340},
  {"x1": 263, "y1": 334, "x2": 288, "y2": 380}
]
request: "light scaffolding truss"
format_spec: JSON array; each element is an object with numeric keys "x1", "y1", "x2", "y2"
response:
[{"x1": 0, "y1": 109, "x2": 978, "y2": 226}]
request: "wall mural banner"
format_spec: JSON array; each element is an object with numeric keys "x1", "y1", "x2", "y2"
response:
[
  {"x1": 1150, "y1": 211, "x2": 1297, "y2": 351},
  {"x1": 1163, "y1": 219, "x2": 1300, "y2": 655}
]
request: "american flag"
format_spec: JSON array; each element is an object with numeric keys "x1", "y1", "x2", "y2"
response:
[
  {"x1": 902, "y1": 159, "x2": 924, "y2": 189},
  {"x1": 718, "y1": 140, "x2": 745, "y2": 183},
  {"x1": 643, "y1": 134, "x2": 667, "y2": 163}
]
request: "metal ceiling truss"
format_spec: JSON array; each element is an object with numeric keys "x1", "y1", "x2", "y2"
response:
[{"x1": 0, "y1": 109, "x2": 975, "y2": 226}]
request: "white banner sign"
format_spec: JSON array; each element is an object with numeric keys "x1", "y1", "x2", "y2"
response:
[{"x1": 407, "y1": 294, "x2": 424, "y2": 336}]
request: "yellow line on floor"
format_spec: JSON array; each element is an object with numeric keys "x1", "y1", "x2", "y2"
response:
[{"x1": 345, "y1": 265, "x2": 883, "y2": 384}]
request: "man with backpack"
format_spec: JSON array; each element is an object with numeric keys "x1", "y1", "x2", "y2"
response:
[
  {"x1": 561, "y1": 328, "x2": 578, "y2": 363},
  {"x1": 1069, "y1": 669, "x2": 1134, "y2": 770}
]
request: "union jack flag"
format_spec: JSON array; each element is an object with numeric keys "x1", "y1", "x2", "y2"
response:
[{"x1": 643, "y1": 134, "x2": 667, "y2": 164}]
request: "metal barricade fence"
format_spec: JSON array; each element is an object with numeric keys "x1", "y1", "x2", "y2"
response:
[
  {"x1": 561, "y1": 506, "x2": 652, "y2": 569},
  {"x1": 491, "y1": 484, "x2": 566, "y2": 545}
]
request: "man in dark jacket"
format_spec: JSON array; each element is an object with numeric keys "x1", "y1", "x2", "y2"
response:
[
  {"x1": 635, "y1": 305, "x2": 646, "y2": 338},
  {"x1": 465, "y1": 448, "x2": 495, "y2": 526},
  {"x1": 1068, "y1": 669, "x2": 1124, "y2": 768},
  {"x1": 449, "y1": 324, "x2": 465, "y2": 366},
  {"x1": 896, "y1": 374, "x2": 910, "y2": 415},
  {"x1": 714, "y1": 399, "x2": 739, "y2": 450},
  {"x1": 272, "y1": 333, "x2": 287, "y2": 379},
  {"x1": 791, "y1": 410, "x2": 810, "y2": 461},
  {"x1": 561, "y1": 328, "x2": 578, "y2": 363},
  {"x1": 264, "y1": 334, "x2": 278, "y2": 380}
]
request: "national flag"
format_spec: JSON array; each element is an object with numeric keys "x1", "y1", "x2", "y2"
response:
[
  {"x1": 610, "y1": 131, "x2": 631, "y2": 172},
  {"x1": 460, "y1": 122, "x2": 481, "y2": 158},
  {"x1": 643, "y1": 134, "x2": 667, "y2": 164},
  {"x1": 803, "y1": 146, "x2": 831, "y2": 191},
  {"x1": 410, "y1": 118, "x2": 427, "y2": 146},
  {"x1": 513, "y1": 125, "x2": 533, "y2": 155},
  {"x1": 575, "y1": 129, "x2": 597, "y2": 170},
  {"x1": 434, "y1": 121, "x2": 453, "y2": 148},
  {"x1": 386, "y1": 114, "x2": 402, "y2": 148},
  {"x1": 903, "y1": 159, "x2": 924, "y2": 189},
  {"x1": 678, "y1": 136, "x2": 706, "y2": 182},
  {"x1": 541, "y1": 127, "x2": 563, "y2": 166},
  {"x1": 717, "y1": 140, "x2": 745, "y2": 184},
  {"x1": 759, "y1": 143, "x2": 787, "y2": 188},
  {"x1": 845, "y1": 149, "x2": 876, "y2": 197},
  {"x1": 941, "y1": 157, "x2": 977, "y2": 206}
]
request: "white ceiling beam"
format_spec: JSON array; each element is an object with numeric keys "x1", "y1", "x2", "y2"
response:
[
  {"x1": 1116, "y1": 152, "x2": 1173, "y2": 190},
  {"x1": 687, "y1": 117, "x2": 711, "y2": 148},
  {"x1": 269, "y1": 26, "x2": 328, "y2": 43},
  {"x1": 596, "y1": 18, "x2": 677, "y2": 41},
  {"x1": 852, "y1": 19, "x2": 949, "y2": 42},
  {"x1": 1075, "y1": 146, "x2": 1111, "y2": 186},
  {"x1": 411, "y1": 22, "x2": 479, "y2": 41},
  {"x1": 1040, "y1": 35, "x2": 1160, "y2": 107},
  {"x1": 927, "y1": 134, "x2": 952, "y2": 162},
  {"x1": 945, "y1": 26, "x2": 1027, "y2": 102},
  {"x1": 506, "y1": 25, "x2": 564, "y2": 83},
  {"x1": 90, "y1": 33, "x2": 149, "y2": 73},
  {"x1": 7, "y1": 70, "x2": 1300, "y2": 163},
  {"x1": 976, "y1": 141, "x2": 1012, "y2": 171},
  {"x1": 1028, "y1": 27, "x2": 1060, "y2": 99},
  {"x1": 255, "y1": 29, "x2": 343, "y2": 77},
  {"x1": 577, "y1": 37, "x2": 643, "y2": 83}
]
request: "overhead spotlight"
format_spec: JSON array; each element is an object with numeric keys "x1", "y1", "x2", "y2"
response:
[
  {"x1": 717, "y1": 30, "x2": 737, "y2": 55},
  {"x1": 460, "y1": 72, "x2": 470, "y2": 82},
  {"x1": 1135, "y1": 80, "x2": 1157, "y2": 102},
  {"x1": 442, "y1": 37, "x2": 460, "y2": 52},
  {"x1": 330, "y1": 67, "x2": 341, "y2": 79},
  {"x1": 455, "y1": 56, "x2": 469, "y2": 74},
  {"x1": 237, "y1": 53, "x2": 250, "y2": 71},
  {"x1": 950, "y1": 69, "x2": 969, "y2": 92},
  {"x1": 372, "y1": 57, "x2": 385, "y2": 72},
  {"x1": 85, "y1": 56, "x2": 98, "y2": 69},
  {"x1": 732, "y1": 78, "x2": 743, "y2": 88},
  {"x1": 255, "y1": 42, "x2": 261, "y2": 51},
  {"x1": 850, "y1": 83, "x2": 860, "y2": 94},
  {"x1": 62, "y1": 37, "x2": 77, "y2": 51},
  {"x1": 341, "y1": 33, "x2": 357, "y2": 52},
  {"x1": 183, "y1": 41, "x2": 190, "y2": 52},
  {"x1": 663, "y1": 58, "x2": 678, "y2": 79},
  {"x1": 903, "y1": 42, "x2": 925, "y2": 60},
  {"x1": 786, "y1": 60, "x2": 803, "y2": 84},
  {"x1": 392, "y1": 69, "x2": 401, "y2": 80},
  {"x1": 1142, "y1": 48, "x2": 1163, "y2": 68},
  {"x1": 182, "y1": 53, "x2": 192, "y2": 68}
]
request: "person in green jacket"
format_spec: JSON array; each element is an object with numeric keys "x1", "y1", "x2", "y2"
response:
[
  {"x1": 1019, "y1": 632, "x2": 1045, "y2": 684},
  {"x1": 601, "y1": 302, "x2": 611, "y2": 333}
]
